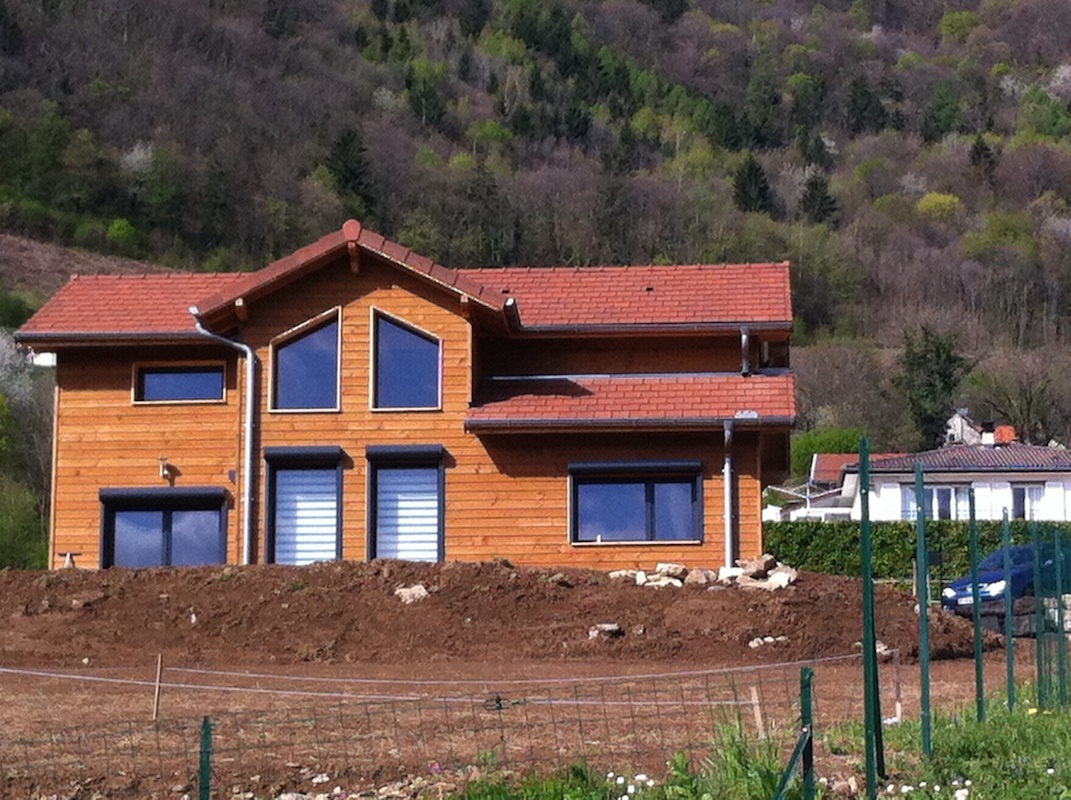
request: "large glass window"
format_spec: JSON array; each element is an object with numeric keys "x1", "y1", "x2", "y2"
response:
[
  {"x1": 100, "y1": 488, "x2": 227, "y2": 568},
  {"x1": 266, "y1": 447, "x2": 344, "y2": 565},
  {"x1": 367, "y1": 445, "x2": 444, "y2": 561},
  {"x1": 373, "y1": 313, "x2": 440, "y2": 409},
  {"x1": 272, "y1": 314, "x2": 339, "y2": 410},
  {"x1": 1012, "y1": 485, "x2": 1044, "y2": 520},
  {"x1": 900, "y1": 485, "x2": 971, "y2": 521},
  {"x1": 135, "y1": 365, "x2": 224, "y2": 402},
  {"x1": 570, "y1": 463, "x2": 702, "y2": 544}
]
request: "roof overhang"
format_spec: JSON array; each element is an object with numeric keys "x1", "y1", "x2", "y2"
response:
[
  {"x1": 13, "y1": 331, "x2": 225, "y2": 350},
  {"x1": 499, "y1": 321, "x2": 794, "y2": 338},
  {"x1": 465, "y1": 416, "x2": 795, "y2": 435}
]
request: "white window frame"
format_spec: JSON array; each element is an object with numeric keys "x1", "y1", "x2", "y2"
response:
[
  {"x1": 369, "y1": 308, "x2": 443, "y2": 412},
  {"x1": 268, "y1": 307, "x2": 342, "y2": 413},
  {"x1": 900, "y1": 484, "x2": 971, "y2": 521},
  {"x1": 131, "y1": 361, "x2": 227, "y2": 405}
]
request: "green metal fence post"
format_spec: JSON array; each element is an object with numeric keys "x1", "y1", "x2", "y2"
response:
[
  {"x1": 801, "y1": 666, "x2": 815, "y2": 800},
  {"x1": 914, "y1": 464, "x2": 932, "y2": 756},
  {"x1": 1056, "y1": 528, "x2": 1067, "y2": 707},
  {"x1": 968, "y1": 490, "x2": 984, "y2": 722},
  {"x1": 199, "y1": 716, "x2": 212, "y2": 800},
  {"x1": 1003, "y1": 512, "x2": 1015, "y2": 711},
  {"x1": 859, "y1": 439, "x2": 879, "y2": 799},
  {"x1": 1034, "y1": 523, "x2": 1046, "y2": 710}
]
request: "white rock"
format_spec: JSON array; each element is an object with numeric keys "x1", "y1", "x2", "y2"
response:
[
  {"x1": 635, "y1": 570, "x2": 647, "y2": 586},
  {"x1": 767, "y1": 571, "x2": 793, "y2": 590},
  {"x1": 394, "y1": 584, "x2": 429, "y2": 604},
  {"x1": 683, "y1": 569, "x2": 710, "y2": 586},
  {"x1": 748, "y1": 637, "x2": 764, "y2": 648},
  {"x1": 608, "y1": 569, "x2": 637, "y2": 580},
  {"x1": 655, "y1": 562, "x2": 688, "y2": 578},
  {"x1": 644, "y1": 577, "x2": 683, "y2": 588},
  {"x1": 588, "y1": 623, "x2": 624, "y2": 639},
  {"x1": 718, "y1": 566, "x2": 745, "y2": 582}
]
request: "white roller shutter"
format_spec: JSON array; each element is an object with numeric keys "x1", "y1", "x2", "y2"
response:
[
  {"x1": 274, "y1": 469, "x2": 339, "y2": 565},
  {"x1": 375, "y1": 467, "x2": 440, "y2": 561}
]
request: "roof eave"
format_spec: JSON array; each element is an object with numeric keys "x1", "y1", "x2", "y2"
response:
[
  {"x1": 14, "y1": 330, "x2": 213, "y2": 349},
  {"x1": 464, "y1": 415, "x2": 796, "y2": 434},
  {"x1": 506, "y1": 320, "x2": 793, "y2": 337}
]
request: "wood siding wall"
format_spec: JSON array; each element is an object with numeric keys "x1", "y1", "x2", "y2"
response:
[
  {"x1": 51, "y1": 346, "x2": 242, "y2": 568},
  {"x1": 49, "y1": 252, "x2": 780, "y2": 571}
]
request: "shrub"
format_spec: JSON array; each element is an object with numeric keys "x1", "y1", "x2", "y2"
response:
[
  {"x1": 0, "y1": 475, "x2": 46, "y2": 569},
  {"x1": 915, "y1": 192, "x2": 961, "y2": 221},
  {"x1": 764, "y1": 519, "x2": 1064, "y2": 578}
]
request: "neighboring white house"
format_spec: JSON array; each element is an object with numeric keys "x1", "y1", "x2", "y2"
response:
[{"x1": 845, "y1": 441, "x2": 1071, "y2": 522}]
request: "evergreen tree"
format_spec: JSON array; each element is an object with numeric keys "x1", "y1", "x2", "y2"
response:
[
  {"x1": 326, "y1": 127, "x2": 375, "y2": 220},
  {"x1": 458, "y1": 0, "x2": 491, "y2": 37},
  {"x1": 799, "y1": 173, "x2": 838, "y2": 225},
  {"x1": 732, "y1": 153, "x2": 776, "y2": 216},
  {"x1": 370, "y1": 0, "x2": 389, "y2": 22},
  {"x1": 846, "y1": 76, "x2": 887, "y2": 135},
  {"x1": 894, "y1": 327, "x2": 971, "y2": 450},
  {"x1": 969, "y1": 134, "x2": 999, "y2": 186}
]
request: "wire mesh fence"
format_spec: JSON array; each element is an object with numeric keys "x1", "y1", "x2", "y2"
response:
[{"x1": 0, "y1": 655, "x2": 872, "y2": 798}]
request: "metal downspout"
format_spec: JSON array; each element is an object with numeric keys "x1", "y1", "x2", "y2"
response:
[
  {"x1": 189, "y1": 306, "x2": 256, "y2": 565},
  {"x1": 723, "y1": 421, "x2": 734, "y2": 569}
]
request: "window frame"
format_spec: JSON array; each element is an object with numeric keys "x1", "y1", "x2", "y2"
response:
[
  {"x1": 131, "y1": 362, "x2": 226, "y2": 405},
  {"x1": 1011, "y1": 483, "x2": 1044, "y2": 520},
  {"x1": 264, "y1": 446, "x2": 345, "y2": 564},
  {"x1": 268, "y1": 308, "x2": 342, "y2": 413},
  {"x1": 370, "y1": 309, "x2": 443, "y2": 412},
  {"x1": 99, "y1": 487, "x2": 229, "y2": 568},
  {"x1": 900, "y1": 484, "x2": 972, "y2": 521},
  {"x1": 366, "y1": 444, "x2": 445, "y2": 561},
  {"x1": 568, "y1": 461, "x2": 704, "y2": 546}
]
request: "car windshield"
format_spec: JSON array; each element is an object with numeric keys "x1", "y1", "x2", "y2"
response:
[{"x1": 977, "y1": 545, "x2": 1035, "y2": 571}]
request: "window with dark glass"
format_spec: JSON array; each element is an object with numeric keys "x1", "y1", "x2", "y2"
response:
[
  {"x1": 570, "y1": 462, "x2": 702, "y2": 543},
  {"x1": 272, "y1": 315, "x2": 339, "y2": 410},
  {"x1": 100, "y1": 488, "x2": 227, "y2": 568},
  {"x1": 135, "y1": 365, "x2": 224, "y2": 402},
  {"x1": 373, "y1": 313, "x2": 440, "y2": 409}
]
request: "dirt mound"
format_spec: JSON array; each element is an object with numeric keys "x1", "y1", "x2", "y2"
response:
[{"x1": 0, "y1": 561, "x2": 989, "y2": 669}]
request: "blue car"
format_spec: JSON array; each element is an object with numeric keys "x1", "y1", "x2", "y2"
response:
[{"x1": 940, "y1": 544, "x2": 1041, "y2": 613}]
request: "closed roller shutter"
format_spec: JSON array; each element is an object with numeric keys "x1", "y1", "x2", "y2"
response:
[
  {"x1": 375, "y1": 467, "x2": 440, "y2": 561},
  {"x1": 274, "y1": 468, "x2": 339, "y2": 565}
]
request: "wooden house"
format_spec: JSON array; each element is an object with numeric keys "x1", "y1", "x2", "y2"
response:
[{"x1": 16, "y1": 221, "x2": 795, "y2": 571}]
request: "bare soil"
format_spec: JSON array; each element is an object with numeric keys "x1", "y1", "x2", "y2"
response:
[
  {"x1": 0, "y1": 562, "x2": 1000, "y2": 799},
  {"x1": 0, "y1": 561, "x2": 987, "y2": 670},
  {"x1": 0, "y1": 234, "x2": 170, "y2": 297}
]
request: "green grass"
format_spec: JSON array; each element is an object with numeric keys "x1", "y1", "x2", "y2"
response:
[
  {"x1": 823, "y1": 688, "x2": 1071, "y2": 798},
  {"x1": 455, "y1": 721, "x2": 814, "y2": 800},
  {"x1": 451, "y1": 691, "x2": 1071, "y2": 800}
]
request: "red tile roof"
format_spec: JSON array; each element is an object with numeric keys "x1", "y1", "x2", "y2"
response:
[
  {"x1": 852, "y1": 443, "x2": 1071, "y2": 473},
  {"x1": 465, "y1": 373, "x2": 796, "y2": 431},
  {"x1": 811, "y1": 453, "x2": 861, "y2": 485},
  {"x1": 195, "y1": 220, "x2": 501, "y2": 324},
  {"x1": 457, "y1": 263, "x2": 792, "y2": 329},
  {"x1": 15, "y1": 273, "x2": 243, "y2": 343},
  {"x1": 17, "y1": 222, "x2": 795, "y2": 344}
]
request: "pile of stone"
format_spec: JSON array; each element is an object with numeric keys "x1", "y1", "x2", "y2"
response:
[
  {"x1": 608, "y1": 554, "x2": 799, "y2": 591},
  {"x1": 721, "y1": 553, "x2": 799, "y2": 591}
]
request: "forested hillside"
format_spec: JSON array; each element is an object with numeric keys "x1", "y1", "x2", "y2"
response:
[{"x1": 3, "y1": 0, "x2": 1071, "y2": 456}]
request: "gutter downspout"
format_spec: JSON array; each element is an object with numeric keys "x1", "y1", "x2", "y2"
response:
[
  {"x1": 189, "y1": 306, "x2": 256, "y2": 566},
  {"x1": 723, "y1": 421, "x2": 734, "y2": 569}
]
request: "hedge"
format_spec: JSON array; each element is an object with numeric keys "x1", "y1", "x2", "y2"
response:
[{"x1": 763, "y1": 520, "x2": 1071, "y2": 580}]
